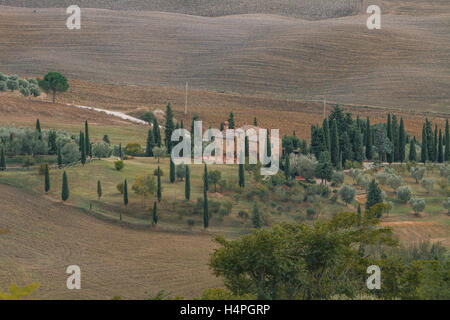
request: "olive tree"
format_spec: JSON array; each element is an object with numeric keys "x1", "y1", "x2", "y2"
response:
[
  {"x1": 443, "y1": 198, "x2": 450, "y2": 214},
  {"x1": 409, "y1": 198, "x2": 425, "y2": 215},
  {"x1": 411, "y1": 167, "x2": 426, "y2": 184},
  {"x1": 397, "y1": 186, "x2": 412, "y2": 203},
  {"x1": 61, "y1": 142, "x2": 80, "y2": 164},
  {"x1": 421, "y1": 178, "x2": 435, "y2": 194},
  {"x1": 290, "y1": 154, "x2": 317, "y2": 179},
  {"x1": 92, "y1": 142, "x2": 112, "y2": 159},
  {"x1": 339, "y1": 184, "x2": 355, "y2": 206}
]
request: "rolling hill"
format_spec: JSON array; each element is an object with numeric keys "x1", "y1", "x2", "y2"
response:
[{"x1": 0, "y1": 1, "x2": 449, "y2": 112}]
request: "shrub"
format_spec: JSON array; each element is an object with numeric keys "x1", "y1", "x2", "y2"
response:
[
  {"x1": 238, "y1": 210, "x2": 249, "y2": 219},
  {"x1": 187, "y1": 218, "x2": 195, "y2": 228},
  {"x1": 306, "y1": 208, "x2": 315, "y2": 220},
  {"x1": 116, "y1": 182, "x2": 124, "y2": 194},
  {"x1": 124, "y1": 143, "x2": 142, "y2": 156},
  {"x1": 222, "y1": 200, "x2": 233, "y2": 215},
  {"x1": 218, "y1": 208, "x2": 229, "y2": 217},
  {"x1": 22, "y1": 156, "x2": 34, "y2": 168},
  {"x1": 153, "y1": 168, "x2": 164, "y2": 176},
  {"x1": 61, "y1": 142, "x2": 80, "y2": 164},
  {"x1": 38, "y1": 163, "x2": 47, "y2": 175},
  {"x1": 439, "y1": 164, "x2": 450, "y2": 178},
  {"x1": 443, "y1": 198, "x2": 450, "y2": 214},
  {"x1": 210, "y1": 200, "x2": 221, "y2": 214},
  {"x1": 397, "y1": 186, "x2": 412, "y2": 203},
  {"x1": 349, "y1": 168, "x2": 363, "y2": 182},
  {"x1": 0, "y1": 81, "x2": 6, "y2": 92},
  {"x1": 114, "y1": 160, "x2": 124, "y2": 171}
]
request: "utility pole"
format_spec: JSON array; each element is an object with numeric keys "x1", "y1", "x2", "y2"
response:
[{"x1": 185, "y1": 82, "x2": 188, "y2": 115}]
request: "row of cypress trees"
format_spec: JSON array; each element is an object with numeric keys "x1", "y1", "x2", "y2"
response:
[{"x1": 421, "y1": 118, "x2": 449, "y2": 163}]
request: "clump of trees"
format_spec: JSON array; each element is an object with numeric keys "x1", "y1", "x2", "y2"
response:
[{"x1": 0, "y1": 73, "x2": 41, "y2": 97}]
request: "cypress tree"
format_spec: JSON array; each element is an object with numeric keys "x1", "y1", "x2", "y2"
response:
[
  {"x1": 85, "y1": 120, "x2": 91, "y2": 157},
  {"x1": 97, "y1": 180, "x2": 102, "y2": 200},
  {"x1": 36, "y1": 118, "x2": 41, "y2": 133},
  {"x1": 0, "y1": 147, "x2": 6, "y2": 171},
  {"x1": 123, "y1": 179, "x2": 128, "y2": 206},
  {"x1": 409, "y1": 137, "x2": 417, "y2": 162},
  {"x1": 220, "y1": 122, "x2": 224, "y2": 131},
  {"x1": 266, "y1": 130, "x2": 271, "y2": 160},
  {"x1": 386, "y1": 114, "x2": 393, "y2": 163},
  {"x1": 365, "y1": 117, "x2": 372, "y2": 160},
  {"x1": 61, "y1": 171, "x2": 69, "y2": 202},
  {"x1": 152, "y1": 202, "x2": 158, "y2": 225},
  {"x1": 438, "y1": 129, "x2": 443, "y2": 163},
  {"x1": 152, "y1": 117, "x2": 161, "y2": 147},
  {"x1": 238, "y1": 164, "x2": 245, "y2": 188},
  {"x1": 79, "y1": 131, "x2": 83, "y2": 152},
  {"x1": 80, "y1": 131, "x2": 86, "y2": 165},
  {"x1": 170, "y1": 159, "x2": 175, "y2": 183},
  {"x1": 399, "y1": 118, "x2": 406, "y2": 163},
  {"x1": 203, "y1": 164, "x2": 209, "y2": 191},
  {"x1": 366, "y1": 179, "x2": 382, "y2": 209},
  {"x1": 57, "y1": 147, "x2": 62, "y2": 168},
  {"x1": 421, "y1": 125, "x2": 428, "y2": 163},
  {"x1": 392, "y1": 115, "x2": 399, "y2": 161},
  {"x1": 185, "y1": 165, "x2": 190, "y2": 200},
  {"x1": 145, "y1": 129, "x2": 155, "y2": 157},
  {"x1": 251, "y1": 203, "x2": 262, "y2": 228},
  {"x1": 228, "y1": 112, "x2": 235, "y2": 129},
  {"x1": 433, "y1": 125, "x2": 438, "y2": 162},
  {"x1": 445, "y1": 119, "x2": 449, "y2": 161},
  {"x1": 284, "y1": 154, "x2": 290, "y2": 180},
  {"x1": 157, "y1": 166, "x2": 162, "y2": 202},
  {"x1": 164, "y1": 103, "x2": 175, "y2": 153},
  {"x1": 118, "y1": 143, "x2": 123, "y2": 159},
  {"x1": 330, "y1": 119, "x2": 340, "y2": 166},
  {"x1": 180, "y1": 120, "x2": 184, "y2": 129},
  {"x1": 253, "y1": 117, "x2": 257, "y2": 126},
  {"x1": 322, "y1": 118, "x2": 330, "y2": 153},
  {"x1": 245, "y1": 136, "x2": 249, "y2": 158},
  {"x1": 44, "y1": 163, "x2": 50, "y2": 194},
  {"x1": 203, "y1": 167, "x2": 209, "y2": 229}
]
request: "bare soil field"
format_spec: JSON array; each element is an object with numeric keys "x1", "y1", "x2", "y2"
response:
[
  {"x1": 0, "y1": 184, "x2": 221, "y2": 299},
  {"x1": 0, "y1": 4, "x2": 449, "y2": 113},
  {"x1": 58, "y1": 80, "x2": 449, "y2": 139}
]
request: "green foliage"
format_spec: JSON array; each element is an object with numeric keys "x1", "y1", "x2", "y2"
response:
[
  {"x1": 366, "y1": 179, "x2": 383, "y2": 209},
  {"x1": 124, "y1": 143, "x2": 142, "y2": 156},
  {"x1": 397, "y1": 186, "x2": 412, "y2": 203},
  {"x1": 339, "y1": 184, "x2": 355, "y2": 205},
  {"x1": 0, "y1": 283, "x2": 39, "y2": 300},
  {"x1": 409, "y1": 198, "x2": 426, "y2": 215},
  {"x1": 38, "y1": 72, "x2": 69, "y2": 103},
  {"x1": 132, "y1": 175, "x2": 157, "y2": 206},
  {"x1": 251, "y1": 203, "x2": 263, "y2": 228},
  {"x1": 92, "y1": 142, "x2": 112, "y2": 159},
  {"x1": 411, "y1": 166, "x2": 426, "y2": 183},
  {"x1": 61, "y1": 171, "x2": 69, "y2": 201},
  {"x1": 44, "y1": 163, "x2": 50, "y2": 193},
  {"x1": 157, "y1": 166, "x2": 162, "y2": 202},
  {"x1": 116, "y1": 182, "x2": 124, "y2": 194},
  {"x1": 208, "y1": 170, "x2": 222, "y2": 192},
  {"x1": 114, "y1": 160, "x2": 124, "y2": 171},
  {"x1": 152, "y1": 146, "x2": 167, "y2": 163},
  {"x1": 421, "y1": 178, "x2": 435, "y2": 194}
]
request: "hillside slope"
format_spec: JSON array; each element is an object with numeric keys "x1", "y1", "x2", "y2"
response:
[
  {"x1": 0, "y1": 184, "x2": 220, "y2": 299},
  {"x1": 0, "y1": 5, "x2": 449, "y2": 112}
]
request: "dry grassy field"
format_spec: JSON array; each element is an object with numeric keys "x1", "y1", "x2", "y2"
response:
[
  {"x1": 0, "y1": 184, "x2": 221, "y2": 299},
  {"x1": 0, "y1": 2, "x2": 449, "y2": 113}
]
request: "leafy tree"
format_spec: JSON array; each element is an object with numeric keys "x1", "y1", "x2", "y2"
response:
[
  {"x1": 157, "y1": 166, "x2": 162, "y2": 202},
  {"x1": 387, "y1": 174, "x2": 402, "y2": 191},
  {"x1": 152, "y1": 202, "x2": 158, "y2": 225},
  {"x1": 185, "y1": 165, "x2": 191, "y2": 200},
  {"x1": 421, "y1": 178, "x2": 435, "y2": 194},
  {"x1": 208, "y1": 170, "x2": 222, "y2": 192},
  {"x1": 290, "y1": 154, "x2": 317, "y2": 179},
  {"x1": 6, "y1": 76, "x2": 19, "y2": 91},
  {"x1": 443, "y1": 198, "x2": 450, "y2": 214},
  {"x1": 366, "y1": 179, "x2": 383, "y2": 209},
  {"x1": 331, "y1": 171, "x2": 344, "y2": 186},
  {"x1": 61, "y1": 171, "x2": 69, "y2": 201},
  {"x1": 176, "y1": 164, "x2": 186, "y2": 181},
  {"x1": 152, "y1": 146, "x2": 167, "y2": 163},
  {"x1": 92, "y1": 142, "x2": 112, "y2": 159},
  {"x1": 397, "y1": 186, "x2": 412, "y2": 203},
  {"x1": 339, "y1": 184, "x2": 355, "y2": 206},
  {"x1": 124, "y1": 143, "x2": 142, "y2": 156},
  {"x1": 314, "y1": 151, "x2": 333, "y2": 184},
  {"x1": 132, "y1": 174, "x2": 156, "y2": 207},
  {"x1": 356, "y1": 173, "x2": 371, "y2": 190},
  {"x1": 97, "y1": 180, "x2": 102, "y2": 200},
  {"x1": 61, "y1": 142, "x2": 79, "y2": 164},
  {"x1": 38, "y1": 72, "x2": 69, "y2": 103},
  {"x1": 44, "y1": 164, "x2": 50, "y2": 194},
  {"x1": 409, "y1": 198, "x2": 425, "y2": 215},
  {"x1": 411, "y1": 166, "x2": 425, "y2": 184}
]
